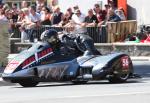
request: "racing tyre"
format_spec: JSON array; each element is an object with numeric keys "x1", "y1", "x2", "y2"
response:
[
  {"x1": 108, "y1": 56, "x2": 133, "y2": 83},
  {"x1": 108, "y1": 73, "x2": 130, "y2": 83},
  {"x1": 18, "y1": 80, "x2": 39, "y2": 87}
]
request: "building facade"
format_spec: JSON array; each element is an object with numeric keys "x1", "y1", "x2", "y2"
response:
[{"x1": 127, "y1": 0, "x2": 150, "y2": 25}]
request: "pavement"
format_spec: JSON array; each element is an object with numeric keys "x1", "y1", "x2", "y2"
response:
[{"x1": 0, "y1": 77, "x2": 150, "y2": 103}]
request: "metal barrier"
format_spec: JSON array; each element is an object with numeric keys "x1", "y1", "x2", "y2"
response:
[
  {"x1": 11, "y1": 25, "x2": 107, "y2": 43},
  {"x1": 11, "y1": 20, "x2": 137, "y2": 43}
]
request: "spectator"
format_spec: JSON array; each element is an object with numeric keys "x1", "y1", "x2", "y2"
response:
[
  {"x1": 73, "y1": 5, "x2": 79, "y2": 12},
  {"x1": 21, "y1": 1, "x2": 28, "y2": 9},
  {"x1": 8, "y1": 10, "x2": 25, "y2": 35},
  {"x1": 19, "y1": 8, "x2": 31, "y2": 42},
  {"x1": 115, "y1": 7, "x2": 126, "y2": 21},
  {"x1": 104, "y1": 4, "x2": 110, "y2": 13},
  {"x1": 48, "y1": 0, "x2": 58, "y2": 12},
  {"x1": 16, "y1": 10, "x2": 25, "y2": 27},
  {"x1": 28, "y1": 5, "x2": 41, "y2": 42},
  {"x1": 5, "y1": 10, "x2": 18, "y2": 35},
  {"x1": 93, "y1": 3, "x2": 107, "y2": 27},
  {"x1": 36, "y1": 0, "x2": 46, "y2": 14},
  {"x1": 51, "y1": 5, "x2": 64, "y2": 25},
  {"x1": 20, "y1": 25, "x2": 28, "y2": 43},
  {"x1": 58, "y1": 11, "x2": 71, "y2": 27},
  {"x1": 107, "y1": 9, "x2": 121, "y2": 22},
  {"x1": 0, "y1": 1, "x2": 3, "y2": 8},
  {"x1": 2, "y1": 3, "x2": 9, "y2": 11},
  {"x1": 72, "y1": 9, "x2": 85, "y2": 25},
  {"x1": 22, "y1": 8, "x2": 31, "y2": 25},
  {"x1": 0, "y1": 8, "x2": 7, "y2": 22},
  {"x1": 67, "y1": 7, "x2": 74, "y2": 20},
  {"x1": 108, "y1": 1, "x2": 117, "y2": 12},
  {"x1": 41, "y1": 6, "x2": 52, "y2": 25},
  {"x1": 93, "y1": 4, "x2": 107, "y2": 23},
  {"x1": 5, "y1": 9, "x2": 13, "y2": 20},
  {"x1": 83, "y1": 9, "x2": 98, "y2": 27},
  {"x1": 12, "y1": 3, "x2": 18, "y2": 12},
  {"x1": 19, "y1": 6, "x2": 41, "y2": 42},
  {"x1": 71, "y1": 9, "x2": 86, "y2": 33},
  {"x1": 28, "y1": 5, "x2": 41, "y2": 28}
]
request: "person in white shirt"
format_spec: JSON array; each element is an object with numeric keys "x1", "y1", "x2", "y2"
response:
[
  {"x1": 27, "y1": 5, "x2": 41, "y2": 42},
  {"x1": 71, "y1": 9, "x2": 86, "y2": 34},
  {"x1": 0, "y1": 11, "x2": 7, "y2": 22},
  {"x1": 29, "y1": 5, "x2": 41, "y2": 28},
  {"x1": 20, "y1": 6, "x2": 41, "y2": 42},
  {"x1": 19, "y1": 8, "x2": 30, "y2": 42}
]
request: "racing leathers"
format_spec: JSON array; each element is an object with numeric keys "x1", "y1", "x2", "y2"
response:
[{"x1": 61, "y1": 33, "x2": 101, "y2": 55}]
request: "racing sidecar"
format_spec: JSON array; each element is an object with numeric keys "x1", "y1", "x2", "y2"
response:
[{"x1": 2, "y1": 42, "x2": 133, "y2": 87}]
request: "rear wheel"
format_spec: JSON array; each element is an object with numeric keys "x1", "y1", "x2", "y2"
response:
[
  {"x1": 108, "y1": 73, "x2": 130, "y2": 83},
  {"x1": 108, "y1": 56, "x2": 133, "y2": 83},
  {"x1": 18, "y1": 80, "x2": 39, "y2": 87}
]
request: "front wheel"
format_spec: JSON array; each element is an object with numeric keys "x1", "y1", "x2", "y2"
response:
[{"x1": 18, "y1": 80, "x2": 39, "y2": 87}]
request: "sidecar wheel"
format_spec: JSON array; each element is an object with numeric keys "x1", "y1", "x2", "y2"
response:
[
  {"x1": 72, "y1": 81, "x2": 88, "y2": 84},
  {"x1": 19, "y1": 80, "x2": 39, "y2": 87}
]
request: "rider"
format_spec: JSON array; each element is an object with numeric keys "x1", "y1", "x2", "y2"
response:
[
  {"x1": 40, "y1": 29, "x2": 101, "y2": 55},
  {"x1": 40, "y1": 29, "x2": 61, "y2": 50}
]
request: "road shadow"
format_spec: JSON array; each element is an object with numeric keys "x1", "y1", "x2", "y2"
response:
[
  {"x1": 0, "y1": 81, "x2": 17, "y2": 87},
  {"x1": 13, "y1": 79, "x2": 144, "y2": 88}
]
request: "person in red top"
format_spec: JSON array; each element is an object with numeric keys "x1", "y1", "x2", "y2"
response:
[{"x1": 93, "y1": 3, "x2": 107, "y2": 26}]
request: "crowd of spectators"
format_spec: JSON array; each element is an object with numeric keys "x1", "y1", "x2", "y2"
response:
[{"x1": 0, "y1": 0, "x2": 126, "y2": 42}]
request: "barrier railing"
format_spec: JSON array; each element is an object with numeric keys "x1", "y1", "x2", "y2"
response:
[
  {"x1": 11, "y1": 25, "x2": 107, "y2": 43},
  {"x1": 11, "y1": 20, "x2": 137, "y2": 43},
  {"x1": 107, "y1": 20, "x2": 137, "y2": 43}
]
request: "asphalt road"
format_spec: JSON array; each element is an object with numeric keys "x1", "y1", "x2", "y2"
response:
[{"x1": 0, "y1": 61, "x2": 150, "y2": 103}]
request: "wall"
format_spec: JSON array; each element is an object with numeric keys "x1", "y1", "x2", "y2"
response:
[
  {"x1": 127, "y1": 0, "x2": 150, "y2": 25},
  {"x1": 0, "y1": 22, "x2": 9, "y2": 66}
]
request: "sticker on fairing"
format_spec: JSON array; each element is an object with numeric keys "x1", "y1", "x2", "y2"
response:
[
  {"x1": 121, "y1": 56, "x2": 129, "y2": 69},
  {"x1": 5, "y1": 60, "x2": 20, "y2": 73},
  {"x1": 6, "y1": 61, "x2": 19, "y2": 70}
]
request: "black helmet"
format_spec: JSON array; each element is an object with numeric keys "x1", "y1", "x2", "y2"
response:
[{"x1": 40, "y1": 29, "x2": 59, "y2": 44}]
